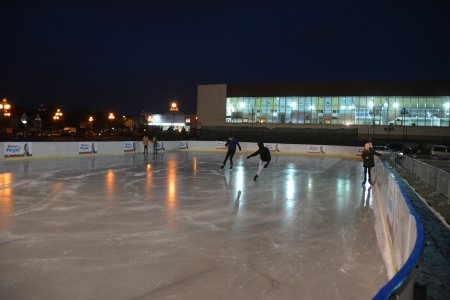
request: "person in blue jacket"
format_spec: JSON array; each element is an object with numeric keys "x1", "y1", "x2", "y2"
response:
[
  {"x1": 247, "y1": 141, "x2": 271, "y2": 181},
  {"x1": 221, "y1": 137, "x2": 242, "y2": 169}
]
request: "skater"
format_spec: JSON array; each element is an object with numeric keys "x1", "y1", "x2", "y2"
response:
[
  {"x1": 221, "y1": 137, "x2": 242, "y2": 169},
  {"x1": 142, "y1": 135, "x2": 149, "y2": 154},
  {"x1": 247, "y1": 141, "x2": 271, "y2": 181},
  {"x1": 361, "y1": 141, "x2": 381, "y2": 185}
]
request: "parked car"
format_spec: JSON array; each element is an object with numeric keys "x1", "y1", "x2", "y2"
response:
[
  {"x1": 373, "y1": 145, "x2": 388, "y2": 152},
  {"x1": 384, "y1": 143, "x2": 413, "y2": 155},
  {"x1": 431, "y1": 145, "x2": 450, "y2": 157}
]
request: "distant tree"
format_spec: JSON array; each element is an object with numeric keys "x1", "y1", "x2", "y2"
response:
[
  {"x1": 180, "y1": 127, "x2": 188, "y2": 139},
  {"x1": 124, "y1": 119, "x2": 136, "y2": 132}
]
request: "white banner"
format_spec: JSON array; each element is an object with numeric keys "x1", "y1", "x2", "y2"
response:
[
  {"x1": 79, "y1": 142, "x2": 98, "y2": 155},
  {"x1": 215, "y1": 141, "x2": 227, "y2": 149},
  {"x1": 356, "y1": 147, "x2": 364, "y2": 156},
  {"x1": 155, "y1": 141, "x2": 165, "y2": 151},
  {"x1": 179, "y1": 141, "x2": 189, "y2": 149},
  {"x1": 123, "y1": 141, "x2": 136, "y2": 152},
  {"x1": 264, "y1": 143, "x2": 280, "y2": 152},
  {"x1": 3, "y1": 142, "x2": 33, "y2": 158},
  {"x1": 307, "y1": 145, "x2": 325, "y2": 153}
]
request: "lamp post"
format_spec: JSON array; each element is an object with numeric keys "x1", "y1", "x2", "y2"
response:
[
  {"x1": 0, "y1": 98, "x2": 12, "y2": 134},
  {"x1": 251, "y1": 108, "x2": 255, "y2": 128},
  {"x1": 169, "y1": 101, "x2": 179, "y2": 126},
  {"x1": 393, "y1": 102, "x2": 399, "y2": 124},
  {"x1": 21, "y1": 113, "x2": 28, "y2": 131},
  {"x1": 37, "y1": 104, "x2": 46, "y2": 132},
  {"x1": 108, "y1": 112, "x2": 115, "y2": 135},
  {"x1": 35, "y1": 114, "x2": 42, "y2": 134},
  {"x1": 1, "y1": 98, "x2": 12, "y2": 117},
  {"x1": 52, "y1": 108, "x2": 63, "y2": 131},
  {"x1": 88, "y1": 116, "x2": 94, "y2": 133},
  {"x1": 400, "y1": 107, "x2": 408, "y2": 142}
]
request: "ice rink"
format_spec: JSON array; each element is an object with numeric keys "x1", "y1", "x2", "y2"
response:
[{"x1": 0, "y1": 152, "x2": 388, "y2": 300}]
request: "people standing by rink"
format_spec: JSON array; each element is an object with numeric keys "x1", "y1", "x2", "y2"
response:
[
  {"x1": 152, "y1": 136, "x2": 158, "y2": 155},
  {"x1": 247, "y1": 141, "x2": 271, "y2": 181},
  {"x1": 142, "y1": 135, "x2": 149, "y2": 154},
  {"x1": 361, "y1": 141, "x2": 382, "y2": 185},
  {"x1": 220, "y1": 137, "x2": 242, "y2": 169}
]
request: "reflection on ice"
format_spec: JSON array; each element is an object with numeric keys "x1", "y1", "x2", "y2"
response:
[
  {"x1": 0, "y1": 173, "x2": 13, "y2": 214},
  {"x1": 106, "y1": 169, "x2": 116, "y2": 199}
]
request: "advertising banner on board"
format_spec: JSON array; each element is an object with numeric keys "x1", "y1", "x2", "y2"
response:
[
  {"x1": 3, "y1": 142, "x2": 32, "y2": 158},
  {"x1": 79, "y1": 142, "x2": 98, "y2": 155},
  {"x1": 215, "y1": 141, "x2": 227, "y2": 149},
  {"x1": 179, "y1": 141, "x2": 189, "y2": 149},
  {"x1": 264, "y1": 143, "x2": 280, "y2": 152},
  {"x1": 155, "y1": 141, "x2": 165, "y2": 151},
  {"x1": 356, "y1": 147, "x2": 364, "y2": 156},
  {"x1": 123, "y1": 141, "x2": 136, "y2": 152},
  {"x1": 307, "y1": 145, "x2": 325, "y2": 153}
]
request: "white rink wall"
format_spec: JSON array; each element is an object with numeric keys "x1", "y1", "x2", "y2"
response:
[
  {"x1": 0, "y1": 140, "x2": 363, "y2": 159},
  {"x1": 0, "y1": 140, "x2": 422, "y2": 299},
  {"x1": 0, "y1": 141, "x2": 181, "y2": 158},
  {"x1": 372, "y1": 157, "x2": 424, "y2": 300},
  {"x1": 184, "y1": 141, "x2": 362, "y2": 157}
]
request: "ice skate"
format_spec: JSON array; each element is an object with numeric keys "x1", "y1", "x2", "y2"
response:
[
  {"x1": 220, "y1": 165, "x2": 224, "y2": 169},
  {"x1": 253, "y1": 175, "x2": 258, "y2": 182},
  {"x1": 229, "y1": 165, "x2": 233, "y2": 169}
]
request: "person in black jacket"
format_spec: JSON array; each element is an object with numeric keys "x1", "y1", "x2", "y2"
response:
[
  {"x1": 221, "y1": 137, "x2": 242, "y2": 169},
  {"x1": 247, "y1": 141, "x2": 271, "y2": 181},
  {"x1": 361, "y1": 141, "x2": 382, "y2": 185}
]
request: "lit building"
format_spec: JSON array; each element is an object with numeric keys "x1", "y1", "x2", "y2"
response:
[
  {"x1": 197, "y1": 81, "x2": 450, "y2": 127},
  {"x1": 197, "y1": 81, "x2": 450, "y2": 141}
]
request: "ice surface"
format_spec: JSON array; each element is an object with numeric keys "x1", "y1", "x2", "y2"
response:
[{"x1": 0, "y1": 152, "x2": 387, "y2": 299}]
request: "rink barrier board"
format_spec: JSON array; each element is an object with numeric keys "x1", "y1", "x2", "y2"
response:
[
  {"x1": 1, "y1": 141, "x2": 363, "y2": 160},
  {"x1": 0, "y1": 140, "x2": 424, "y2": 299},
  {"x1": 372, "y1": 158, "x2": 424, "y2": 300}
]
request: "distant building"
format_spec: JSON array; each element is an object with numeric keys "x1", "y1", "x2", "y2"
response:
[{"x1": 197, "y1": 81, "x2": 450, "y2": 140}]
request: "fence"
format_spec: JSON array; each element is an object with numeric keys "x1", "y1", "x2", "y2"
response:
[{"x1": 383, "y1": 153, "x2": 450, "y2": 203}]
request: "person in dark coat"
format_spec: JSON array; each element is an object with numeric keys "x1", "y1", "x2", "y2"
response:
[
  {"x1": 152, "y1": 136, "x2": 158, "y2": 155},
  {"x1": 247, "y1": 141, "x2": 271, "y2": 181},
  {"x1": 221, "y1": 137, "x2": 242, "y2": 169},
  {"x1": 361, "y1": 142, "x2": 382, "y2": 185}
]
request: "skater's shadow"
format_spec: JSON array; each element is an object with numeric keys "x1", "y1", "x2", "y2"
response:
[
  {"x1": 232, "y1": 199, "x2": 240, "y2": 216},
  {"x1": 231, "y1": 190, "x2": 241, "y2": 216}
]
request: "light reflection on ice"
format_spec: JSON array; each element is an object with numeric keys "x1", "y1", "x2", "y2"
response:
[{"x1": 106, "y1": 169, "x2": 115, "y2": 199}]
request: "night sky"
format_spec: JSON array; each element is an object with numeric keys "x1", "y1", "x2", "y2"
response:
[{"x1": 1, "y1": 0, "x2": 449, "y2": 115}]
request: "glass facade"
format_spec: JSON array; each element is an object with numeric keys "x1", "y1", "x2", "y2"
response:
[{"x1": 226, "y1": 96, "x2": 450, "y2": 127}]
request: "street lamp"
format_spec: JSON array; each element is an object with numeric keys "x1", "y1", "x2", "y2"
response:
[
  {"x1": 37, "y1": 104, "x2": 46, "y2": 132},
  {"x1": 0, "y1": 98, "x2": 12, "y2": 134},
  {"x1": 169, "y1": 101, "x2": 179, "y2": 125},
  {"x1": 0, "y1": 98, "x2": 12, "y2": 117},
  {"x1": 108, "y1": 113, "x2": 115, "y2": 134},
  {"x1": 88, "y1": 116, "x2": 94, "y2": 132},
  {"x1": 21, "y1": 113, "x2": 28, "y2": 126},
  {"x1": 52, "y1": 108, "x2": 63, "y2": 131},
  {"x1": 53, "y1": 108, "x2": 63, "y2": 120}
]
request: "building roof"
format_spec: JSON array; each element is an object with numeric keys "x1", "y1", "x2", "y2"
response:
[{"x1": 226, "y1": 80, "x2": 450, "y2": 97}]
